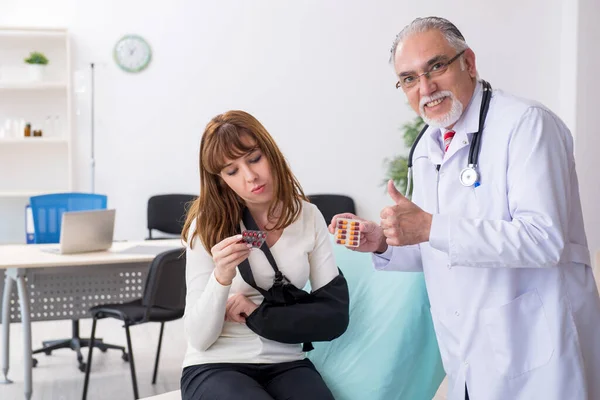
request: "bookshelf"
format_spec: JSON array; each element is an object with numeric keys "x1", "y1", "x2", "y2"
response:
[{"x1": 0, "y1": 27, "x2": 73, "y2": 243}]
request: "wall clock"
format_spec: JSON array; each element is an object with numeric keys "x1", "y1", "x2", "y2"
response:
[{"x1": 113, "y1": 34, "x2": 152, "y2": 73}]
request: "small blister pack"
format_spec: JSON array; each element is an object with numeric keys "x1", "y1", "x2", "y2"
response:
[
  {"x1": 241, "y1": 230, "x2": 267, "y2": 248},
  {"x1": 335, "y1": 218, "x2": 361, "y2": 247}
]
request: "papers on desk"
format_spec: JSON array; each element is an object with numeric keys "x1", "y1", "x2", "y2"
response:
[
  {"x1": 116, "y1": 245, "x2": 182, "y2": 255},
  {"x1": 39, "y1": 244, "x2": 182, "y2": 256},
  {"x1": 40, "y1": 247, "x2": 61, "y2": 254}
]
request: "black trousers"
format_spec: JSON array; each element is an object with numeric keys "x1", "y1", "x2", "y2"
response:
[{"x1": 181, "y1": 358, "x2": 335, "y2": 400}]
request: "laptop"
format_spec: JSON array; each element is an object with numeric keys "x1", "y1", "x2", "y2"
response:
[{"x1": 43, "y1": 209, "x2": 116, "y2": 254}]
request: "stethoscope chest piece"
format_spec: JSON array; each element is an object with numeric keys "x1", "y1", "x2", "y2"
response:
[{"x1": 459, "y1": 166, "x2": 479, "y2": 187}]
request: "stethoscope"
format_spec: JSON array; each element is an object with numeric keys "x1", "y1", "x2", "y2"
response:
[{"x1": 405, "y1": 80, "x2": 492, "y2": 196}]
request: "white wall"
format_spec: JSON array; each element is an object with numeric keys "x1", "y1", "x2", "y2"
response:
[
  {"x1": 575, "y1": 0, "x2": 600, "y2": 266},
  {"x1": 0, "y1": 0, "x2": 568, "y2": 242}
]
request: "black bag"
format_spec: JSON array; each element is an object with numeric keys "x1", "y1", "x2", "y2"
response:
[{"x1": 238, "y1": 208, "x2": 350, "y2": 351}]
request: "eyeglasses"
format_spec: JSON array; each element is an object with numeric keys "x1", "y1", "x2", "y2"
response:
[{"x1": 395, "y1": 50, "x2": 466, "y2": 90}]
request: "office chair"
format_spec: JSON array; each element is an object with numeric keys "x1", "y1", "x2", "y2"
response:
[
  {"x1": 82, "y1": 249, "x2": 187, "y2": 400},
  {"x1": 147, "y1": 194, "x2": 197, "y2": 239},
  {"x1": 29, "y1": 193, "x2": 126, "y2": 372},
  {"x1": 307, "y1": 194, "x2": 356, "y2": 225}
]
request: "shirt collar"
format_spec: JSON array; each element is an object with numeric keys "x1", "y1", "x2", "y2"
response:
[
  {"x1": 424, "y1": 80, "x2": 483, "y2": 164},
  {"x1": 451, "y1": 80, "x2": 482, "y2": 136}
]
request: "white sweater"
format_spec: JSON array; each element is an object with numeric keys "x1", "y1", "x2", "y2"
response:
[{"x1": 182, "y1": 201, "x2": 339, "y2": 367}]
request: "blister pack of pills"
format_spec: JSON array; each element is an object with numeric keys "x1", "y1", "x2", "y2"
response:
[
  {"x1": 335, "y1": 218, "x2": 361, "y2": 247},
  {"x1": 241, "y1": 230, "x2": 267, "y2": 248}
]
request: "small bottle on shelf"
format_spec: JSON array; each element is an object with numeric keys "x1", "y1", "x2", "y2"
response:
[
  {"x1": 3, "y1": 119, "x2": 11, "y2": 138},
  {"x1": 18, "y1": 118, "x2": 25, "y2": 137},
  {"x1": 13, "y1": 119, "x2": 20, "y2": 138},
  {"x1": 24, "y1": 123, "x2": 31, "y2": 137},
  {"x1": 54, "y1": 115, "x2": 62, "y2": 138},
  {"x1": 44, "y1": 116, "x2": 53, "y2": 137}
]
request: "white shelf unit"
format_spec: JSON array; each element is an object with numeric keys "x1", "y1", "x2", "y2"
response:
[
  {"x1": 0, "y1": 81, "x2": 68, "y2": 90},
  {"x1": 0, "y1": 137, "x2": 68, "y2": 144},
  {"x1": 0, "y1": 27, "x2": 73, "y2": 244}
]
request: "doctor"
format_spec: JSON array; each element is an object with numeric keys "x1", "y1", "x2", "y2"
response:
[{"x1": 330, "y1": 17, "x2": 600, "y2": 400}]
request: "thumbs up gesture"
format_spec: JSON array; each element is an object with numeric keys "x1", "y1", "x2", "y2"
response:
[{"x1": 381, "y1": 180, "x2": 433, "y2": 246}]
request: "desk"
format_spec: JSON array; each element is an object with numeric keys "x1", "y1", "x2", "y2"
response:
[{"x1": 0, "y1": 239, "x2": 182, "y2": 400}]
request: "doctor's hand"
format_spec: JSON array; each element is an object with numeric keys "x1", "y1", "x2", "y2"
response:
[
  {"x1": 328, "y1": 213, "x2": 388, "y2": 254},
  {"x1": 225, "y1": 294, "x2": 258, "y2": 323},
  {"x1": 211, "y1": 235, "x2": 251, "y2": 286},
  {"x1": 381, "y1": 180, "x2": 432, "y2": 246}
]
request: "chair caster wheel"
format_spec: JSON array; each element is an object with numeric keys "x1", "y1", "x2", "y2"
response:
[
  {"x1": 122, "y1": 353, "x2": 130, "y2": 362},
  {"x1": 32, "y1": 358, "x2": 38, "y2": 368}
]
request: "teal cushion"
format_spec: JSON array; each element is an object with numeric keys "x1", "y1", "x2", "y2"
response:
[{"x1": 307, "y1": 241, "x2": 445, "y2": 400}]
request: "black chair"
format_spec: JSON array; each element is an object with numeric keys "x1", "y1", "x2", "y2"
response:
[
  {"x1": 147, "y1": 194, "x2": 197, "y2": 239},
  {"x1": 308, "y1": 194, "x2": 356, "y2": 225},
  {"x1": 32, "y1": 320, "x2": 126, "y2": 372},
  {"x1": 82, "y1": 249, "x2": 187, "y2": 400}
]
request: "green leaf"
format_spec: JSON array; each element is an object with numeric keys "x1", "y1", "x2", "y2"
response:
[
  {"x1": 24, "y1": 51, "x2": 49, "y2": 65},
  {"x1": 382, "y1": 115, "x2": 424, "y2": 198}
]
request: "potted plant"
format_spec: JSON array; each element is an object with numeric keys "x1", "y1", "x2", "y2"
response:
[
  {"x1": 382, "y1": 115, "x2": 425, "y2": 198},
  {"x1": 24, "y1": 51, "x2": 49, "y2": 81}
]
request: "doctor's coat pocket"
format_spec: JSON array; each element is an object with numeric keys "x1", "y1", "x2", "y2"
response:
[{"x1": 482, "y1": 290, "x2": 554, "y2": 378}]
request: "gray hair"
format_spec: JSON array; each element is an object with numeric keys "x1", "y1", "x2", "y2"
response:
[{"x1": 389, "y1": 17, "x2": 469, "y2": 63}]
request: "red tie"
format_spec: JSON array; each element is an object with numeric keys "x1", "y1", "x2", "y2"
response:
[{"x1": 443, "y1": 130, "x2": 455, "y2": 153}]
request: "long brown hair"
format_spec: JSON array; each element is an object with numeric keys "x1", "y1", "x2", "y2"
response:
[{"x1": 182, "y1": 110, "x2": 307, "y2": 253}]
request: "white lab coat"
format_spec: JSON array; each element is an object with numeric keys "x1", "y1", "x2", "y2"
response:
[{"x1": 374, "y1": 82, "x2": 600, "y2": 400}]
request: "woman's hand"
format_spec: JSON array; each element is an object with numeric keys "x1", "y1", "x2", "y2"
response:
[
  {"x1": 225, "y1": 294, "x2": 259, "y2": 323},
  {"x1": 211, "y1": 235, "x2": 252, "y2": 286}
]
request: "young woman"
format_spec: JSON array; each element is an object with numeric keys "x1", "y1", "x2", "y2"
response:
[{"x1": 180, "y1": 110, "x2": 341, "y2": 399}]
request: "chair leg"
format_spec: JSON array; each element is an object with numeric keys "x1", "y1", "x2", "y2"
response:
[
  {"x1": 152, "y1": 322, "x2": 165, "y2": 384},
  {"x1": 82, "y1": 317, "x2": 97, "y2": 400},
  {"x1": 97, "y1": 342, "x2": 127, "y2": 353},
  {"x1": 72, "y1": 319, "x2": 84, "y2": 370},
  {"x1": 33, "y1": 319, "x2": 125, "y2": 371},
  {"x1": 124, "y1": 325, "x2": 139, "y2": 399},
  {"x1": 32, "y1": 339, "x2": 73, "y2": 354},
  {"x1": 72, "y1": 336, "x2": 85, "y2": 372}
]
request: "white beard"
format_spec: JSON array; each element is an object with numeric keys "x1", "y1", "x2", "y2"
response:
[{"x1": 419, "y1": 91, "x2": 464, "y2": 129}]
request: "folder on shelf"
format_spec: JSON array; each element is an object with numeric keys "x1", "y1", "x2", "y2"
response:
[{"x1": 25, "y1": 204, "x2": 35, "y2": 244}]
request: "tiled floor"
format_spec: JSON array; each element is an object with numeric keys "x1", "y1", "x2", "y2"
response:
[{"x1": 433, "y1": 378, "x2": 448, "y2": 399}]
